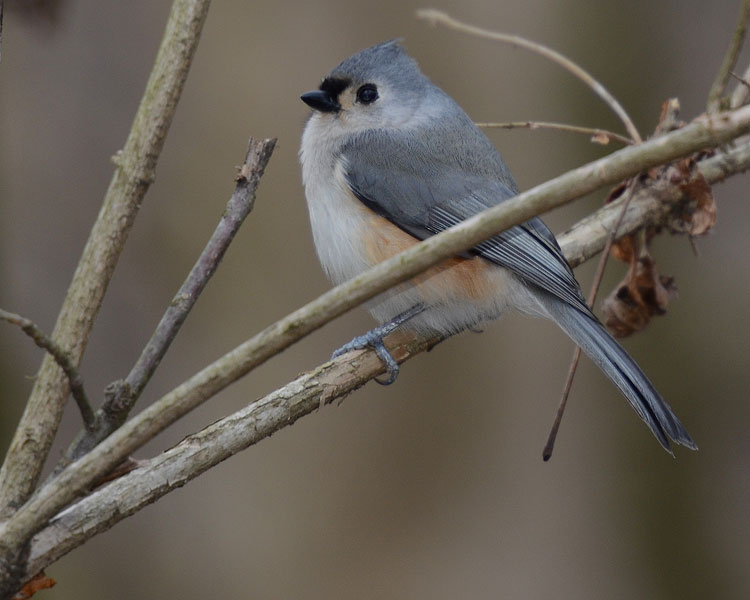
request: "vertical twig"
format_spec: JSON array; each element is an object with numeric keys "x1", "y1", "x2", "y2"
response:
[
  {"x1": 542, "y1": 183, "x2": 636, "y2": 461},
  {"x1": 707, "y1": 0, "x2": 750, "y2": 112},
  {"x1": 0, "y1": 0, "x2": 213, "y2": 518}
]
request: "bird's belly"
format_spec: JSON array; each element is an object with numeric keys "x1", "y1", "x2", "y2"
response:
[{"x1": 305, "y1": 179, "x2": 524, "y2": 335}]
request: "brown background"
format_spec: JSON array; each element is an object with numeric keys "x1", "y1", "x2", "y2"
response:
[{"x1": 1, "y1": 1, "x2": 749, "y2": 598}]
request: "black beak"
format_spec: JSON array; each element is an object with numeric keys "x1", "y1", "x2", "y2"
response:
[{"x1": 301, "y1": 90, "x2": 340, "y2": 113}]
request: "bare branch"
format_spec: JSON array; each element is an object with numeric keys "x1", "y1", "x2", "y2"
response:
[
  {"x1": 24, "y1": 333, "x2": 439, "y2": 577},
  {"x1": 60, "y1": 137, "x2": 276, "y2": 467},
  {"x1": 708, "y1": 0, "x2": 750, "y2": 112},
  {"x1": 417, "y1": 9, "x2": 642, "y2": 143},
  {"x1": 477, "y1": 121, "x2": 633, "y2": 146},
  {"x1": 0, "y1": 310, "x2": 93, "y2": 431},
  {"x1": 1, "y1": 108, "x2": 748, "y2": 592},
  {"x1": 0, "y1": 0, "x2": 213, "y2": 521},
  {"x1": 20, "y1": 134, "x2": 750, "y2": 577}
]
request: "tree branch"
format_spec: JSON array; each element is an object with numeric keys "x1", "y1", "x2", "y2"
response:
[
  {"x1": 0, "y1": 0, "x2": 213, "y2": 520},
  {"x1": 558, "y1": 135, "x2": 750, "y2": 267},
  {"x1": 19, "y1": 132, "x2": 750, "y2": 579},
  {"x1": 23, "y1": 333, "x2": 440, "y2": 578},
  {"x1": 1, "y1": 107, "x2": 749, "y2": 597},
  {"x1": 707, "y1": 0, "x2": 750, "y2": 112},
  {"x1": 476, "y1": 121, "x2": 633, "y2": 146},
  {"x1": 417, "y1": 9, "x2": 642, "y2": 143},
  {"x1": 0, "y1": 310, "x2": 93, "y2": 431},
  {"x1": 59, "y1": 137, "x2": 277, "y2": 468}
]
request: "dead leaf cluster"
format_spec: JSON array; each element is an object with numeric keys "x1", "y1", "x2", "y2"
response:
[{"x1": 601, "y1": 113, "x2": 718, "y2": 337}]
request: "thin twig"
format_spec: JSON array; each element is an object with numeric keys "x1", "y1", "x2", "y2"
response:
[
  {"x1": 1, "y1": 108, "x2": 748, "y2": 585},
  {"x1": 416, "y1": 9, "x2": 642, "y2": 144},
  {"x1": 476, "y1": 121, "x2": 633, "y2": 146},
  {"x1": 60, "y1": 137, "x2": 277, "y2": 466},
  {"x1": 707, "y1": 0, "x2": 750, "y2": 112},
  {"x1": 543, "y1": 181, "x2": 637, "y2": 461},
  {"x1": 0, "y1": 310, "x2": 94, "y2": 430},
  {"x1": 542, "y1": 98, "x2": 684, "y2": 460},
  {"x1": 730, "y1": 62, "x2": 750, "y2": 108},
  {"x1": 730, "y1": 70, "x2": 750, "y2": 89},
  {"x1": 0, "y1": 0, "x2": 212, "y2": 566}
]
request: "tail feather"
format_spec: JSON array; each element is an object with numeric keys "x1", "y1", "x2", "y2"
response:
[{"x1": 540, "y1": 294, "x2": 697, "y2": 453}]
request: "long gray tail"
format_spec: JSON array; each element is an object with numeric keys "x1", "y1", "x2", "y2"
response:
[{"x1": 539, "y1": 294, "x2": 697, "y2": 454}]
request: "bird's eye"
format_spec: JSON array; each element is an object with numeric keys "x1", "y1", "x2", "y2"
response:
[{"x1": 356, "y1": 84, "x2": 379, "y2": 104}]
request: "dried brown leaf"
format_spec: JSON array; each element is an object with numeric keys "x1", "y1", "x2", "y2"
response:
[
  {"x1": 666, "y1": 157, "x2": 717, "y2": 235},
  {"x1": 13, "y1": 572, "x2": 56, "y2": 599},
  {"x1": 610, "y1": 233, "x2": 636, "y2": 263},
  {"x1": 602, "y1": 251, "x2": 677, "y2": 338}
]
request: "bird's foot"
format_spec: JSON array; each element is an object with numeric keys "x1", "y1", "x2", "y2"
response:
[{"x1": 332, "y1": 304, "x2": 426, "y2": 385}]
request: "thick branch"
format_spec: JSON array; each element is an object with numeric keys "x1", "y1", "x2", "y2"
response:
[
  {"x1": 1, "y1": 107, "x2": 749, "y2": 591},
  {"x1": 559, "y1": 136, "x2": 750, "y2": 266},
  {"x1": 0, "y1": 0, "x2": 212, "y2": 519},
  {"x1": 21, "y1": 134, "x2": 750, "y2": 575},
  {"x1": 24, "y1": 334, "x2": 440, "y2": 577}
]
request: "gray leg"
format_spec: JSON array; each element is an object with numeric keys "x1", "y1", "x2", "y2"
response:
[{"x1": 332, "y1": 304, "x2": 426, "y2": 385}]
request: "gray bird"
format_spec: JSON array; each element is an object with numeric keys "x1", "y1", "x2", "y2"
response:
[{"x1": 299, "y1": 40, "x2": 696, "y2": 454}]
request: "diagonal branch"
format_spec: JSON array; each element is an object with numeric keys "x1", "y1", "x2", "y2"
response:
[
  {"x1": 0, "y1": 310, "x2": 93, "y2": 430},
  {"x1": 0, "y1": 0, "x2": 213, "y2": 518},
  {"x1": 20, "y1": 133, "x2": 750, "y2": 579},
  {"x1": 417, "y1": 9, "x2": 642, "y2": 143},
  {"x1": 1, "y1": 107, "x2": 749, "y2": 590}
]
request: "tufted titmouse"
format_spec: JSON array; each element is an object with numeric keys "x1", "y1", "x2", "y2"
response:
[{"x1": 299, "y1": 40, "x2": 696, "y2": 454}]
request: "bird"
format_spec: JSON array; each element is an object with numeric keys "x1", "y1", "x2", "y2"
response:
[{"x1": 298, "y1": 40, "x2": 696, "y2": 455}]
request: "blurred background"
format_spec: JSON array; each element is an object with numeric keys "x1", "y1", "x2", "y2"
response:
[{"x1": 1, "y1": 0, "x2": 749, "y2": 598}]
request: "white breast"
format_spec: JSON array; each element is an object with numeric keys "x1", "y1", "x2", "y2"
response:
[{"x1": 299, "y1": 115, "x2": 374, "y2": 286}]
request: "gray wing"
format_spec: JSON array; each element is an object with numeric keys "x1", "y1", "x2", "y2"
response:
[
  {"x1": 341, "y1": 131, "x2": 588, "y2": 313},
  {"x1": 341, "y1": 132, "x2": 697, "y2": 452}
]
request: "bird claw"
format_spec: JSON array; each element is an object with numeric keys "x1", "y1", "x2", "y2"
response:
[
  {"x1": 332, "y1": 328, "x2": 400, "y2": 385},
  {"x1": 331, "y1": 304, "x2": 426, "y2": 386}
]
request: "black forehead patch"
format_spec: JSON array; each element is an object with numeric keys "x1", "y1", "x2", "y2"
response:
[{"x1": 319, "y1": 77, "x2": 351, "y2": 99}]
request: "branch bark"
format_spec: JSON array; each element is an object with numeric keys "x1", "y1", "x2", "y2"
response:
[
  {"x1": 0, "y1": 0, "x2": 213, "y2": 520},
  {"x1": 2, "y1": 107, "x2": 750, "y2": 598}
]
